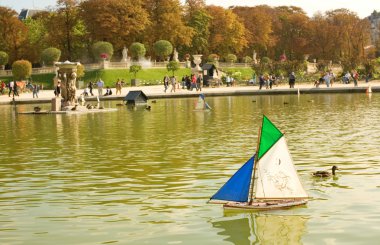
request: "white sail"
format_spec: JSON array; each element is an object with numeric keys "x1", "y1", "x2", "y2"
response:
[
  {"x1": 254, "y1": 137, "x2": 308, "y2": 199},
  {"x1": 195, "y1": 96, "x2": 205, "y2": 110}
]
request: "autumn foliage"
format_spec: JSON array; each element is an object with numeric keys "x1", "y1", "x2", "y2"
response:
[{"x1": 0, "y1": 1, "x2": 377, "y2": 67}]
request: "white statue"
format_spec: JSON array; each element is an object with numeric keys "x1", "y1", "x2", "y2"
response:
[
  {"x1": 173, "y1": 48, "x2": 179, "y2": 62},
  {"x1": 253, "y1": 50, "x2": 257, "y2": 64},
  {"x1": 121, "y1": 46, "x2": 128, "y2": 63}
]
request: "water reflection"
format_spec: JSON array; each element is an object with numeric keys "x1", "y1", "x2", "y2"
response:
[
  {"x1": 212, "y1": 213, "x2": 308, "y2": 245},
  {"x1": 1, "y1": 93, "x2": 380, "y2": 244}
]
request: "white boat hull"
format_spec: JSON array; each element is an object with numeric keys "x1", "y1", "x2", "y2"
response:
[{"x1": 223, "y1": 199, "x2": 307, "y2": 211}]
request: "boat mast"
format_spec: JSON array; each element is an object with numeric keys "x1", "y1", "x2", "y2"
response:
[{"x1": 249, "y1": 122, "x2": 262, "y2": 204}]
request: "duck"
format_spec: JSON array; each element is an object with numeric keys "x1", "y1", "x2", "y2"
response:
[
  {"x1": 252, "y1": 100, "x2": 256, "y2": 103},
  {"x1": 145, "y1": 105, "x2": 151, "y2": 111},
  {"x1": 34, "y1": 106, "x2": 41, "y2": 112},
  {"x1": 151, "y1": 100, "x2": 157, "y2": 103},
  {"x1": 283, "y1": 101, "x2": 289, "y2": 104},
  {"x1": 312, "y1": 166, "x2": 339, "y2": 177},
  {"x1": 71, "y1": 105, "x2": 78, "y2": 111}
]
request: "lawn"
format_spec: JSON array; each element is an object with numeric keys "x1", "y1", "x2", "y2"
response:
[{"x1": 0, "y1": 67, "x2": 256, "y2": 89}]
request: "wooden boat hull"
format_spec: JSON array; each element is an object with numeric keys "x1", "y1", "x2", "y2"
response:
[{"x1": 223, "y1": 199, "x2": 307, "y2": 211}]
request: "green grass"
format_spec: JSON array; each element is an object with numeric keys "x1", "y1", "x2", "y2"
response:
[{"x1": 84, "y1": 68, "x2": 192, "y2": 87}]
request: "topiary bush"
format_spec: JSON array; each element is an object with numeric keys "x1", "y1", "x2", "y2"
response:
[
  {"x1": 207, "y1": 54, "x2": 219, "y2": 62},
  {"x1": 243, "y1": 56, "x2": 253, "y2": 63},
  {"x1": 92, "y1": 41, "x2": 114, "y2": 62},
  {"x1": 153, "y1": 40, "x2": 173, "y2": 61},
  {"x1": 12, "y1": 60, "x2": 32, "y2": 80},
  {"x1": 0, "y1": 51, "x2": 9, "y2": 68},
  {"x1": 226, "y1": 54, "x2": 237, "y2": 63},
  {"x1": 77, "y1": 63, "x2": 85, "y2": 79},
  {"x1": 129, "y1": 42, "x2": 146, "y2": 60},
  {"x1": 41, "y1": 47, "x2": 61, "y2": 66}
]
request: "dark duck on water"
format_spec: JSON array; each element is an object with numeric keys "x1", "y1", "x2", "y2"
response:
[{"x1": 313, "y1": 166, "x2": 339, "y2": 177}]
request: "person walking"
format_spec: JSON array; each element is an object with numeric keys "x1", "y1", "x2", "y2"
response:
[
  {"x1": 196, "y1": 75, "x2": 202, "y2": 91},
  {"x1": 352, "y1": 70, "x2": 359, "y2": 87},
  {"x1": 32, "y1": 83, "x2": 39, "y2": 98},
  {"x1": 323, "y1": 72, "x2": 331, "y2": 87},
  {"x1": 163, "y1": 75, "x2": 169, "y2": 93},
  {"x1": 8, "y1": 81, "x2": 14, "y2": 97},
  {"x1": 97, "y1": 79, "x2": 104, "y2": 96},
  {"x1": 115, "y1": 79, "x2": 122, "y2": 95},
  {"x1": 289, "y1": 72, "x2": 296, "y2": 88},
  {"x1": 170, "y1": 76, "x2": 176, "y2": 92},
  {"x1": 88, "y1": 81, "x2": 94, "y2": 96}
]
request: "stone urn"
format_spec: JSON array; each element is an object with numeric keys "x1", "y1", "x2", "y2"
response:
[{"x1": 192, "y1": 54, "x2": 203, "y2": 73}]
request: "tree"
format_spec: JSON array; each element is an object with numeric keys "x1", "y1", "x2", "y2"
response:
[
  {"x1": 232, "y1": 6, "x2": 276, "y2": 58},
  {"x1": 23, "y1": 15, "x2": 49, "y2": 64},
  {"x1": 12, "y1": 60, "x2": 32, "y2": 80},
  {"x1": 80, "y1": 0, "x2": 149, "y2": 52},
  {"x1": 92, "y1": 41, "x2": 114, "y2": 61},
  {"x1": 166, "y1": 61, "x2": 180, "y2": 76},
  {"x1": 55, "y1": 0, "x2": 82, "y2": 60},
  {"x1": 272, "y1": 6, "x2": 310, "y2": 60},
  {"x1": 0, "y1": 51, "x2": 9, "y2": 68},
  {"x1": 143, "y1": 0, "x2": 194, "y2": 53},
  {"x1": 41, "y1": 47, "x2": 61, "y2": 66},
  {"x1": 153, "y1": 40, "x2": 173, "y2": 61},
  {"x1": 186, "y1": 9, "x2": 211, "y2": 54},
  {"x1": 129, "y1": 42, "x2": 146, "y2": 60},
  {"x1": 129, "y1": 64, "x2": 141, "y2": 79},
  {"x1": 205, "y1": 6, "x2": 248, "y2": 57},
  {"x1": 0, "y1": 7, "x2": 28, "y2": 63}
]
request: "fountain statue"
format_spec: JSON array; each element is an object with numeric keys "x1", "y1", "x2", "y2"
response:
[{"x1": 55, "y1": 61, "x2": 80, "y2": 108}]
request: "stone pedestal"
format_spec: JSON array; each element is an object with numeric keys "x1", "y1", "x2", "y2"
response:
[{"x1": 51, "y1": 97, "x2": 61, "y2": 111}]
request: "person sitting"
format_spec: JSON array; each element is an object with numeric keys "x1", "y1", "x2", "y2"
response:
[{"x1": 104, "y1": 87, "x2": 112, "y2": 96}]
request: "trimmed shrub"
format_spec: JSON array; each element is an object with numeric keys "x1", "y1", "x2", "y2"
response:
[
  {"x1": 226, "y1": 54, "x2": 237, "y2": 63},
  {"x1": 243, "y1": 56, "x2": 253, "y2": 63},
  {"x1": 0, "y1": 51, "x2": 9, "y2": 67},
  {"x1": 207, "y1": 54, "x2": 219, "y2": 62},
  {"x1": 129, "y1": 42, "x2": 146, "y2": 60},
  {"x1": 153, "y1": 40, "x2": 173, "y2": 61},
  {"x1": 92, "y1": 41, "x2": 114, "y2": 62},
  {"x1": 12, "y1": 60, "x2": 32, "y2": 80},
  {"x1": 41, "y1": 47, "x2": 61, "y2": 66},
  {"x1": 77, "y1": 64, "x2": 85, "y2": 79}
]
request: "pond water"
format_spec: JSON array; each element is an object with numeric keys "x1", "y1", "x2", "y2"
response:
[{"x1": 1, "y1": 93, "x2": 380, "y2": 244}]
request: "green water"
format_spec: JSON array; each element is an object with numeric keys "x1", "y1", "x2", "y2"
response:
[{"x1": 1, "y1": 93, "x2": 380, "y2": 244}]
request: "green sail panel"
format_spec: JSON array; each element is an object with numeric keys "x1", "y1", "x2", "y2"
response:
[{"x1": 258, "y1": 116, "x2": 283, "y2": 159}]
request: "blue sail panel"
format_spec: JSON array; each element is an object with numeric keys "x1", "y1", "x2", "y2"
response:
[{"x1": 210, "y1": 156, "x2": 255, "y2": 203}]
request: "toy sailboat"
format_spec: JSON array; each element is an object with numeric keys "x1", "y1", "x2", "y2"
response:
[
  {"x1": 195, "y1": 94, "x2": 212, "y2": 110},
  {"x1": 209, "y1": 115, "x2": 308, "y2": 210}
]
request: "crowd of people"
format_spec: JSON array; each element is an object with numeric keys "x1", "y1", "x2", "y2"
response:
[
  {"x1": 0, "y1": 80, "x2": 43, "y2": 98},
  {"x1": 163, "y1": 74, "x2": 204, "y2": 93}
]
